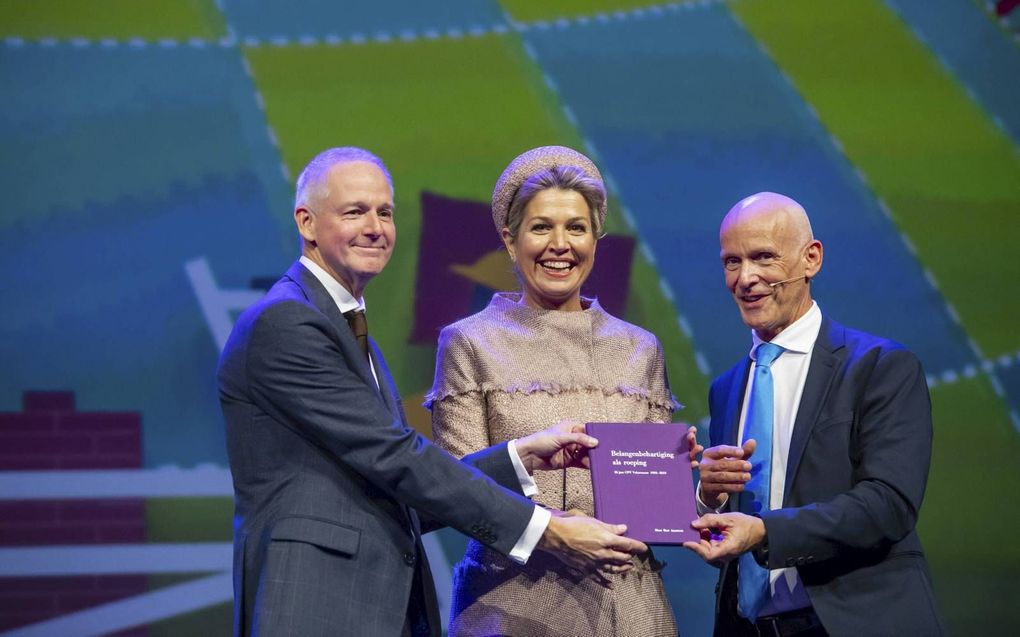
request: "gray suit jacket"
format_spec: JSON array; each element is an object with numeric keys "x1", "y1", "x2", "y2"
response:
[
  {"x1": 709, "y1": 317, "x2": 945, "y2": 637},
  {"x1": 218, "y1": 261, "x2": 536, "y2": 636}
]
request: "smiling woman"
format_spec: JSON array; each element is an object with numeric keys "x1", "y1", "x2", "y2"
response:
[
  {"x1": 426, "y1": 146, "x2": 683, "y2": 637},
  {"x1": 502, "y1": 171, "x2": 598, "y2": 311}
]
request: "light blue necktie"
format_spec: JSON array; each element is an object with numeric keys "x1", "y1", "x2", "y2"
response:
[{"x1": 737, "y1": 341, "x2": 784, "y2": 621}]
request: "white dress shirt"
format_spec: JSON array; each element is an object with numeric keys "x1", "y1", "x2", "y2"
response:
[
  {"x1": 299, "y1": 256, "x2": 549, "y2": 563},
  {"x1": 737, "y1": 301, "x2": 822, "y2": 614},
  {"x1": 697, "y1": 301, "x2": 822, "y2": 613}
]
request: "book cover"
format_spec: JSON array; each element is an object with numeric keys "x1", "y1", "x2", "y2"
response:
[{"x1": 585, "y1": 422, "x2": 699, "y2": 545}]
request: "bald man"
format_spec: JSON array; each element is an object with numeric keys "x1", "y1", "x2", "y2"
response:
[{"x1": 683, "y1": 193, "x2": 945, "y2": 636}]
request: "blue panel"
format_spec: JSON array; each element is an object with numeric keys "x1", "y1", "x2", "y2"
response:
[
  {"x1": 0, "y1": 46, "x2": 292, "y2": 230},
  {"x1": 0, "y1": 46, "x2": 292, "y2": 466},
  {"x1": 522, "y1": 7, "x2": 975, "y2": 377}
]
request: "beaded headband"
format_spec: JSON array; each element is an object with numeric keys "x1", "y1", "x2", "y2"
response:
[{"x1": 491, "y1": 145, "x2": 606, "y2": 233}]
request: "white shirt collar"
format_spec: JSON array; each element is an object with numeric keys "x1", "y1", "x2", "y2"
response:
[
  {"x1": 299, "y1": 256, "x2": 366, "y2": 315},
  {"x1": 749, "y1": 300, "x2": 821, "y2": 359}
]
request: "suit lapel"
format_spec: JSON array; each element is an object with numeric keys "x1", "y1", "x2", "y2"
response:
[
  {"x1": 368, "y1": 339, "x2": 423, "y2": 538},
  {"x1": 288, "y1": 262, "x2": 422, "y2": 536},
  {"x1": 722, "y1": 359, "x2": 752, "y2": 446},
  {"x1": 783, "y1": 317, "x2": 844, "y2": 505},
  {"x1": 285, "y1": 261, "x2": 380, "y2": 393},
  {"x1": 369, "y1": 339, "x2": 400, "y2": 418}
]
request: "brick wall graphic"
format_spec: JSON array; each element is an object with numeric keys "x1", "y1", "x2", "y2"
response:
[
  {"x1": 0, "y1": 392, "x2": 146, "y2": 635},
  {"x1": 0, "y1": 392, "x2": 233, "y2": 636}
]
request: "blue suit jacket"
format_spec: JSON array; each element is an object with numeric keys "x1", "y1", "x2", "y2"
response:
[
  {"x1": 218, "y1": 261, "x2": 536, "y2": 636},
  {"x1": 708, "y1": 317, "x2": 945, "y2": 637}
]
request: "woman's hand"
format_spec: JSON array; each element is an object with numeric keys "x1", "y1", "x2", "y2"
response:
[{"x1": 515, "y1": 421, "x2": 596, "y2": 473}]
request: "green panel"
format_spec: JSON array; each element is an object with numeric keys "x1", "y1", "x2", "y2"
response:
[
  {"x1": 599, "y1": 198, "x2": 710, "y2": 422},
  {"x1": 148, "y1": 602, "x2": 233, "y2": 637},
  {"x1": 146, "y1": 575, "x2": 232, "y2": 637},
  {"x1": 922, "y1": 376, "x2": 1020, "y2": 633},
  {"x1": 245, "y1": 34, "x2": 708, "y2": 424},
  {"x1": 246, "y1": 33, "x2": 577, "y2": 393},
  {"x1": 146, "y1": 498, "x2": 233, "y2": 542},
  {"x1": 733, "y1": 0, "x2": 1020, "y2": 358},
  {"x1": 145, "y1": 500, "x2": 233, "y2": 635},
  {"x1": 0, "y1": 0, "x2": 225, "y2": 39},
  {"x1": 501, "y1": 0, "x2": 669, "y2": 22},
  {"x1": 624, "y1": 241, "x2": 710, "y2": 422}
]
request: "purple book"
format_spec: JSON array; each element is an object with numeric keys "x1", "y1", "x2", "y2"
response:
[{"x1": 585, "y1": 422, "x2": 699, "y2": 545}]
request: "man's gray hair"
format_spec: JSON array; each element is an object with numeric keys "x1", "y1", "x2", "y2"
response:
[
  {"x1": 294, "y1": 147, "x2": 393, "y2": 210},
  {"x1": 505, "y1": 165, "x2": 606, "y2": 239}
]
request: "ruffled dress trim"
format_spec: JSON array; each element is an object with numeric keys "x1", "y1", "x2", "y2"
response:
[{"x1": 424, "y1": 382, "x2": 681, "y2": 412}]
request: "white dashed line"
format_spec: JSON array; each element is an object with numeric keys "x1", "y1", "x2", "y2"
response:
[
  {"x1": 677, "y1": 315, "x2": 693, "y2": 339},
  {"x1": 638, "y1": 241, "x2": 658, "y2": 267},
  {"x1": 728, "y1": 7, "x2": 1018, "y2": 430},
  {"x1": 900, "y1": 233, "x2": 917, "y2": 256},
  {"x1": 695, "y1": 352, "x2": 711, "y2": 377},
  {"x1": 3, "y1": 1, "x2": 731, "y2": 50},
  {"x1": 659, "y1": 279, "x2": 676, "y2": 303}
]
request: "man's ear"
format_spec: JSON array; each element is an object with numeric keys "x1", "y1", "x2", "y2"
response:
[
  {"x1": 804, "y1": 239, "x2": 823, "y2": 279},
  {"x1": 295, "y1": 207, "x2": 316, "y2": 244}
]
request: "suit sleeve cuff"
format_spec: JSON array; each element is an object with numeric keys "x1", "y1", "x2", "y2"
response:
[
  {"x1": 508, "y1": 505, "x2": 550, "y2": 564},
  {"x1": 508, "y1": 439, "x2": 538, "y2": 497},
  {"x1": 696, "y1": 483, "x2": 727, "y2": 515}
]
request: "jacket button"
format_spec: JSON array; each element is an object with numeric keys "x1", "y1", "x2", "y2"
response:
[{"x1": 403, "y1": 552, "x2": 416, "y2": 566}]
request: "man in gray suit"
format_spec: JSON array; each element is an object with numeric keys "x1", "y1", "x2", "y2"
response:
[{"x1": 218, "y1": 147, "x2": 648, "y2": 636}]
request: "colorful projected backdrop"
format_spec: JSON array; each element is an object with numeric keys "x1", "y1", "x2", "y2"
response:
[{"x1": 1, "y1": 0, "x2": 1018, "y2": 634}]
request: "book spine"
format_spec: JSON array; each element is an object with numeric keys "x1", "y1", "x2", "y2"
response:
[{"x1": 585, "y1": 424, "x2": 604, "y2": 519}]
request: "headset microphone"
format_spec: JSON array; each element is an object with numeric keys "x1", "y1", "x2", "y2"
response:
[{"x1": 768, "y1": 275, "x2": 808, "y2": 288}]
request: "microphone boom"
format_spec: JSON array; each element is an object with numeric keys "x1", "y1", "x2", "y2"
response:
[{"x1": 768, "y1": 275, "x2": 807, "y2": 288}]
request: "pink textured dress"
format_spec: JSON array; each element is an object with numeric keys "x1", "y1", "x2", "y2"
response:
[{"x1": 427, "y1": 293, "x2": 681, "y2": 637}]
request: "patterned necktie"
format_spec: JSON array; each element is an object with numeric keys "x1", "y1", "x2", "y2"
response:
[
  {"x1": 343, "y1": 309, "x2": 370, "y2": 363},
  {"x1": 737, "y1": 341, "x2": 784, "y2": 622}
]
